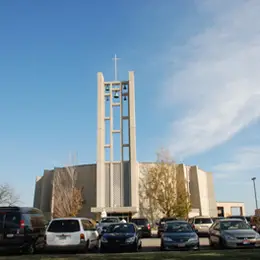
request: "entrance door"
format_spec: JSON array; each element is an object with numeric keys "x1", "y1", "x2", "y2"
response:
[{"x1": 107, "y1": 212, "x2": 133, "y2": 222}]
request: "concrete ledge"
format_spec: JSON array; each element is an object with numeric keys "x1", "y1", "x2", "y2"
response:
[{"x1": 91, "y1": 206, "x2": 139, "y2": 213}]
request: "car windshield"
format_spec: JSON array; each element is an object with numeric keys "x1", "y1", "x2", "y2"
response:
[
  {"x1": 194, "y1": 218, "x2": 212, "y2": 224},
  {"x1": 165, "y1": 222, "x2": 193, "y2": 233},
  {"x1": 131, "y1": 219, "x2": 147, "y2": 225},
  {"x1": 47, "y1": 219, "x2": 80, "y2": 233},
  {"x1": 160, "y1": 218, "x2": 176, "y2": 224},
  {"x1": 106, "y1": 224, "x2": 135, "y2": 233},
  {"x1": 100, "y1": 218, "x2": 119, "y2": 223},
  {"x1": 220, "y1": 221, "x2": 251, "y2": 230}
]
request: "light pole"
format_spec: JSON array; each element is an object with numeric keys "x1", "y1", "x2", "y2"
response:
[{"x1": 251, "y1": 177, "x2": 258, "y2": 209}]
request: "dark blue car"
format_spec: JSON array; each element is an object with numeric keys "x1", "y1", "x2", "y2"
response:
[
  {"x1": 160, "y1": 220, "x2": 200, "y2": 251},
  {"x1": 100, "y1": 223, "x2": 142, "y2": 253}
]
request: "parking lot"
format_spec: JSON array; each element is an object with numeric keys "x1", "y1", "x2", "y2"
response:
[{"x1": 141, "y1": 236, "x2": 209, "y2": 251}]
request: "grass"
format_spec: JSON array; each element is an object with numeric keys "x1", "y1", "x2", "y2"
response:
[{"x1": 1, "y1": 250, "x2": 260, "y2": 260}]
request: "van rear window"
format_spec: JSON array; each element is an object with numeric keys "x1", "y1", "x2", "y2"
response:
[
  {"x1": 131, "y1": 219, "x2": 148, "y2": 225},
  {"x1": 1, "y1": 212, "x2": 20, "y2": 228},
  {"x1": 48, "y1": 219, "x2": 80, "y2": 233},
  {"x1": 194, "y1": 218, "x2": 212, "y2": 224}
]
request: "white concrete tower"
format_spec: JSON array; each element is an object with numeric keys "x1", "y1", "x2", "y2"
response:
[{"x1": 93, "y1": 70, "x2": 138, "y2": 215}]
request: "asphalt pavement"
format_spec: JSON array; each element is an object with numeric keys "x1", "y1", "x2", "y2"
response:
[{"x1": 141, "y1": 237, "x2": 209, "y2": 251}]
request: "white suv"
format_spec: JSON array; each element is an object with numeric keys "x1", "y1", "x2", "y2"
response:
[{"x1": 45, "y1": 217, "x2": 99, "y2": 252}]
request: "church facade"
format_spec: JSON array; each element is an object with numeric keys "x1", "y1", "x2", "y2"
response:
[{"x1": 33, "y1": 70, "x2": 218, "y2": 221}]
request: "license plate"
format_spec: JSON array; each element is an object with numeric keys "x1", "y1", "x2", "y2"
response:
[
  {"x1": 59, "y1": 236, "x2": 66, "y2": 240},
  {"x1": 243, "y1": 240, "x2": 250, "y2": 245},
  {"x1": 178, "y1": 243, "x2": 186, "y2": 247}
]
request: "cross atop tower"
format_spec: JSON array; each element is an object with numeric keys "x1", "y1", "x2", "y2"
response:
[{"x1": 112, "y1": 54, "x2": 120, "y2": 81}]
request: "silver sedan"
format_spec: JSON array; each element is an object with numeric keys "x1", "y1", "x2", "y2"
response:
[{"x1": 209, "y1": 218, "x2": 260, "y2": 249}]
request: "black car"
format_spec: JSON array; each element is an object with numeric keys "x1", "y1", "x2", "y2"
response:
[
  {"x1": 100, "y1": 223, "x2": 142, "y2": 253},
  {"x1": 160, "y1": 221, "x2": 199, "y2": 251},
  {"x1": 131, "y1": 218, "x2": 151, "y2": 238},
  {"x1": 157, "y1": 217, "x2": 177, "y2": 238},
  {"x1": 0, "y1": 207, "x2": 46, "y2": 254}
]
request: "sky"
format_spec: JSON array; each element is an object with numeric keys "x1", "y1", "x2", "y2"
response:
[{"x1": 0, "y1": 0, "x2": 260, "y2": 215}]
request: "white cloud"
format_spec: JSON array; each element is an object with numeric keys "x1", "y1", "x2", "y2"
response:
[
  {"x1": 212, "y1": 146, "x2": 260, "y2": 179},
  {"x1": 164, "y1": 0, "x2": 260, "y2": 158}
]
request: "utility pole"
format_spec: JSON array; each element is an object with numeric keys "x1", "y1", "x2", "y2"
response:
[{"x1": 252, "y1": 177, "x2": 258, "y2": 209}]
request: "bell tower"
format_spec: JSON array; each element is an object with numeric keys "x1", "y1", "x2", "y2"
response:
[{"x1": 92, "y1": 65, "x2": 139, "y2": 215}]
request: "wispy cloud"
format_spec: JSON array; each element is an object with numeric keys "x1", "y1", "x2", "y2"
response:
[
  {"x1": 164, "y1": 0, "x2": 260, "y2": 158},
  {"x1": 212, "y1": 146, "x2": 260, "y2": 179}
]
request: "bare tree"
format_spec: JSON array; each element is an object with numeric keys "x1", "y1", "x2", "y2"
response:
[
  {"x1": 52, "y1": 165, "x2": 84, "y2": 218},
  {"x1": 140, "y1": 149, "x2": 191, "y2": 218},
  {"x1": 0, "y1": 184, "x2": 20, "y2": 206}
]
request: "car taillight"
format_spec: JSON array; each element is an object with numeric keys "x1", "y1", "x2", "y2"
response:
[
  {"x1": 80, "y1": 233, "x2": 85, "y2": 240},
  {"x1": 192, "y1": 224, "x2": 195, "y2": 229},
  {"x1": 20, "y1": 220, "x2": 25, "y2": 228},
  {"x1": 147, "y1": 224, "x2": 150, "y2": 230}
]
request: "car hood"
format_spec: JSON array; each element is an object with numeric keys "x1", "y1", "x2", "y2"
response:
[
  {"x1": 163, "y1": 232, "x2": 196, "y2": 239},
  {"x1": 223, "y1": 229, "x2": 257, "y2": 237},
  {"x1": 103, "y1": 233, "x2": 135, "y2": 239}
]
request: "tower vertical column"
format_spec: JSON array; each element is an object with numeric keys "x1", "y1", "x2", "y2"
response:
[
  {"x1": 128, "y1": 71, "x2": 138, "y2": 208},
  {"x1": 96, "y1": 72, "x2": 105, "y2": 208}
]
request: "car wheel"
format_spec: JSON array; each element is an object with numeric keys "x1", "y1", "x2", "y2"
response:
[
  {"x1": 194, "y1": 244, "x2": 200, "y2": 251},
  {"x1": 26, "y1": 242, "x2": 36, "y2": 255},
  {"x1": 82, "y1": 240, "x2": 89, "y2": 253},
  {"x1": 219, "y1": 238, "x2": 226, "y2": 249},
  {"x1": 100, "y1": 245, "x2": 106, "y2": 254},
  {"x1": 160, "y1": 242, "x2": 165, "y2": 251},
  {"x1": 209, "y1": 237, "x2": 214, "y2": 247}
]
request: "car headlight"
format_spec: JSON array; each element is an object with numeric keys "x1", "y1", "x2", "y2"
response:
[
  {"x1": 188, "y1": 235, "x2": 199, "y2": 242},
  {"x1": 163, "y1": 236, "x2": 172, "y2": 242},
  {"x1": 101, "y1": 237, "x2": 108, "y2": 243},
  {"x1": 125, "y1": 236, "x2": 136, "y2": 243},
  {"x1": 224, "y1": 234, "x2": 235, "y2": 240},
  {"x1": 255, "y1": 234, "x2": 260, "y2": 239}
]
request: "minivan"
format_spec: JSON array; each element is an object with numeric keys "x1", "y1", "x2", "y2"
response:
[
  {"x1": 0, "y1": 207, "x2": 46, "y2": 254},
  {"x1": 131, "y1": 218, "x2": 151, "y2": 238}
]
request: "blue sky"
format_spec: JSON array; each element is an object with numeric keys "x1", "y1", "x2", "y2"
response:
[{"x1": 0, "y1": 0, "x2": 260, "y2": 215}]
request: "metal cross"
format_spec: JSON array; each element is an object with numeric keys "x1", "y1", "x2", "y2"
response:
[{"x1": 112, "y1": 54, "x2": 120, "y2": 81}]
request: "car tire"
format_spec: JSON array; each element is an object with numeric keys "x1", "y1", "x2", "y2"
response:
[
  {"x1": 26, "y1": 242, "x2": 36, "y2": 255},
  {"x1": 209, "y1": 238, "x2": 214, "y2": 247},
  {"x1": 100, "y1": 245, "x2": 106, "y2": 254},
  {"x1": 219, "y1": 238, "x2": 226, "y2": 249},
  {"x1": 81, "y1": 240, "x2": 89, "y2": 253},
  {"x1": 160, "y1": 242, "x2": 165, "y2": 251}
]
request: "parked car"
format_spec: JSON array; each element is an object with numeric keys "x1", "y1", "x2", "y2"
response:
[
  {"x1": 209, "y1": 218, "x2": 260, "y2": 248},
  {"x1": 212, "y1": 217, "x2": 224, "y2": 222},
  {"x1": 99, "y1": 223, "x2": 142, "y2": 253},
  {"x1": 96, "y1": 217, "x2": 121, "y2": 235},
  {"x1": 131, "y1": 218, "x2": 151, "y2": 238},
  {"x1": 189, "y1": 216, "x2": 213, "y2": 237},
  {"x1": 160, "y1": 220, "x2": 199, "y2": 251},
  {"x1": 157, "y1": 217, "x2": 177, "y2": 238},
  {"x1": 0, "y1": 206, "x2": 46, "y2": 254},
  {"x1": 45, "y1": 217, "x2": 99, "y2": 252},
  {"x1": 228, "y1": 215, "x2": 251, "y2": 224}
]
